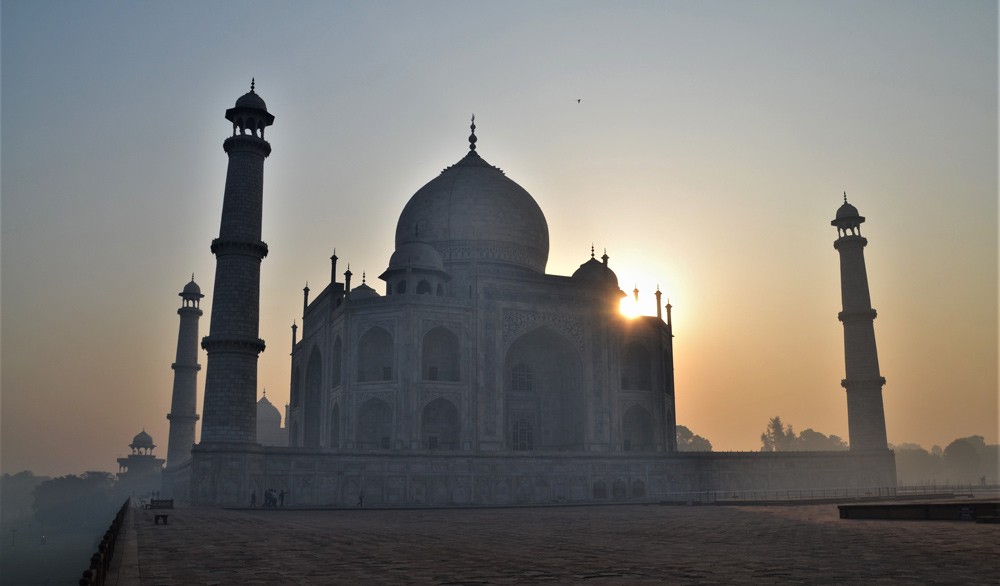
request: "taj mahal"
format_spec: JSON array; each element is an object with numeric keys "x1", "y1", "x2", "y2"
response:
[{"x1": 162, "y1": 84, "x2": 896, "y2": 506}]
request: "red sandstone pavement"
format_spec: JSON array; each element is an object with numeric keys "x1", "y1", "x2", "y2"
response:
[{"x1": 131, "y1": 503, "x2": 998, "y2": 585}]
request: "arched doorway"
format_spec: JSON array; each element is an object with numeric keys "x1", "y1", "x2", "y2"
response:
[
  {"x1": 304, "y1": 347, "x2": 323, "y2": 448},
  {"x1": 504, "y1": 327, "x2": 584, "y2": 451},
  {"x1": 358, "y1": 327, "x2": 394, "y2": 382},
  {"x1": 621, "y1": 341, "x2": 652, "y2": 390},
  {"x1": 357, "y1": 398, "x2": 393, "y2": 449},
  {"x1": 420, "y1": 398, "x2": 460, "y2": 450},
  {"x1": 622, "y1": 405, "x2": 654, "y2": 452},
  {"x1": 422, "y1": 326, "x2": 460, "y2": 381}
]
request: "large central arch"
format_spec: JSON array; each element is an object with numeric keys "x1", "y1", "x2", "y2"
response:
[{"x1": 504, "y1": 326, "x2": 584, "y2": 451}]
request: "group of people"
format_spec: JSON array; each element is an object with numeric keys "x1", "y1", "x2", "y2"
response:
[{"x1": 250, "y1": 488, "x2": 287, "y2": 508}]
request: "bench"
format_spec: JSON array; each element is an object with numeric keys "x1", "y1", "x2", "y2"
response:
[{"x1": 147, "y1": 498, "x2": 174, "y2": 524}]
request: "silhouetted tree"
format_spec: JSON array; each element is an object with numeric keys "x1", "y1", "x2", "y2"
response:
[
  {"x1": 943, "y1": 439, "x2": 981, "y2": 482},
  {"x1": 797, "y1": 428, "x2": 848, "y2": 451},
  {"x1": 676, "y1": 425, "x2": 712, "y2": 451},
  {"x1": 954, "y1": 435, "x2": 987, "y2": 453},
  {"x1": 760, "y1": 417, "x2": 796, "y2": 451}
]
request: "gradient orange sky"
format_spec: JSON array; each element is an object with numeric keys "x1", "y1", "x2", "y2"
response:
[{"x1": 2, "y1": 2, "x2": 996, "y2": 476}]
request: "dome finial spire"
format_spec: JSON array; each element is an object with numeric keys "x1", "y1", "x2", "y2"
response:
[
  {"x1": 469, "y1": 114, "x2": 477, "y2": 151},
  {"x1": 591, "y1": 244, "x2": 595, "y2": 259},
  {"x1": 843, "y1": 191, "x2": 848, "y2": 204},
  {"x1": 251, "y1": 77, "x2": 255, "y2": 92}
]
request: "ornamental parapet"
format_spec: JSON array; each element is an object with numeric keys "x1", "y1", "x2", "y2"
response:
[
  {"x1": 211, "y1": 238, "x2": 269, "y2": 259},
  {"x1": 833, "y1": 235, "x2": 868, "y2": 250},
  {"x1": 348, "y1": 294, "x2": 472, "y2": 308},
  {"x1": 838, "y1": 309, "x2": 877, "y2": 322},
  {"x1": 201, "y1": 335, "x2": 266, "y2": 355},
  {"x1": 841, "y1": 377, "x2": 887, "y2": 390},
  {"x1": 223, "y1": 135, "x2": 272, "y2": 157},
  {"x1": 171, "y1": 362, "x2": 202, "y2": 371},
  {"x1": 166, "y1": 413, "x2": 200, "y2": 422}
]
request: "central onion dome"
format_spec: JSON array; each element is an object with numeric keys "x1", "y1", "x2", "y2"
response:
[
  {"x1": 394, "y1": 119, "x2": 549, "y2": 273},
  {"x1": 257, "y1": 395, "x2": 281, "y2": 424}
]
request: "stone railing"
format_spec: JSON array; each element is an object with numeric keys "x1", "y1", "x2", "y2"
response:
[
  {"x1": 653, "y1": 484, "x2": 972, "y2": 504},
  {"x1": 78, "y1": 498, "x2": 130, "y2": 586}
]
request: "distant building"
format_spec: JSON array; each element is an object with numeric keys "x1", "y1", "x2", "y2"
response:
[
  {"x1": 164, "y1": 84, "x2": 895, "y2": 507},
  {"x1": 257, "y1": 391, "x2": 288, "y2": 447},
  {"x1": 117, "y1": 430, "x2": 164, "y2": 496}
]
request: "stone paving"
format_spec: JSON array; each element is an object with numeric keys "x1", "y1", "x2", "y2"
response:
[{"x1": 132, "y1": 503, "x2": 998, "y2": 585}]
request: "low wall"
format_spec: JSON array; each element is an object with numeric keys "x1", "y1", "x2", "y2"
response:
[
  {"x1": 188, "y1": 446, "x2": 896, "y2": 507},
  {"x1": 161, "y1": 460, "x2": 193, "y2": 505}
]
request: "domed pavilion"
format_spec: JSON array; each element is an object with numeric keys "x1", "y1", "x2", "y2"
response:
[{"x1": 286, "y1": 117, "x2": 676, "y2": 465}]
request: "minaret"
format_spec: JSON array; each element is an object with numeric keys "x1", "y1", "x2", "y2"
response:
[
  {"x1": 199, "y1": 80, "x2": 273, "y2": 444},
  {"x1": 165, "y1": 276, "x2": 203, "y2": 467},
  {"x1": 832, "y1": 194, "x2": 888, "y2": 451}
]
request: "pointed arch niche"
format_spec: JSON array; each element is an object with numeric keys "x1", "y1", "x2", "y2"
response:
[
  {"x1": 331, "y1": 336, "x2": 343, "y2": 388},
  {"x1": 304, "y1": 347, "x2": 323, "y2": 448}
]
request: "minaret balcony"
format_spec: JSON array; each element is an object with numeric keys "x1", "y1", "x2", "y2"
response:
[
  {"x1": 210, "y1": 238, "x2": 269, "y2": 259},
  {"x1": 222, "y1": 135, "x2": 272, "y2": 157},
  {"x1": 837, "y1": 309, "x2": 877, "y2": 323}
]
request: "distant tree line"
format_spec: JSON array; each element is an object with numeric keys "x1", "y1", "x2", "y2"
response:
[
  {"x1": 1, "y1": 471, "x2": 120, "y2": 533},
  {"x1": 892, "y1": 436, "x2": 998, "y2": 485},
  {"x1": 755, "y1": 417, "x2": 997, "y2": 485}
]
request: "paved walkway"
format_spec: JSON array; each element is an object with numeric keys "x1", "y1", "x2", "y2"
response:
[{"x1": 132, "y1": 503, "x2": 998, "y2": 585}]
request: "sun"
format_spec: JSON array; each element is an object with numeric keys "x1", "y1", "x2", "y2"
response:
[{"x1": 619, "y1": 297, "x2": 642, "y2": 319}]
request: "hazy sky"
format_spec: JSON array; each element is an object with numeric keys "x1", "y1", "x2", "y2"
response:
[{"x1": 2, "y1": 1, "x2": 996, "y2": 476}]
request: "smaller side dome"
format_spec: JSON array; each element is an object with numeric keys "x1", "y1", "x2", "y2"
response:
[
  {"x1": 235, "y1": 90, "x2": 267, "y2": 111},
  {"x1": 836, "y1": 202, "x2": 860, "y2": 219},
  {"x1": 257, "y1": 395, "x2": 282, "y2": 424},
  {"x1": 181, "y1": 277, "x2": 204, "y2": 300},
  {"x1": 387, "y1": 242, "x2": 446, "y2": 273},
  {"x1": 832, "y1": 194, "x2": 866, "y2": 231},
  {"x1": 351, "y1": 282, "x2": 381, "y2": 300},
  {"x1": 572, "y1": 258, "x2": 619, "y2": 288},
  {"x1": 131, "y1": 429, "x2": 154, "y2": 448}
]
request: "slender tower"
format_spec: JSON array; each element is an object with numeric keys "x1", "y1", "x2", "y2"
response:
[
  {"x1": 832, "y1": 194, "x2": 888, "y2": 451},
  {"x1": 200, "y1": 81, "x2": 273, "y2": 444},
  {"x1": 165, "y1": 277, "x2": 203, "y2": 467}
]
